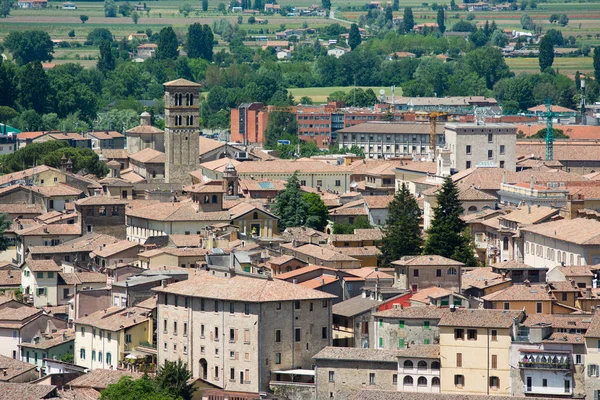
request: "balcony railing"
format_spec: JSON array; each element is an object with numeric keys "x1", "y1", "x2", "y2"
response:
[{"x1": 519, "y1": 361, "x2": 570, "y2": 370}]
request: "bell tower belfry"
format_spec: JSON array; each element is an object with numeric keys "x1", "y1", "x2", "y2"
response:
[{"x1": 163, "y1": 78, "x2": 201, "y2": 185}]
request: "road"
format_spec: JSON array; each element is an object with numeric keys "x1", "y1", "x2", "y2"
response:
[{"x1": 329, "y1": 8, "x2": 351, "y2": 24}]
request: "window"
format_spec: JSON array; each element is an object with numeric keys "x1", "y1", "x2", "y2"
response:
[
  {"x1": 335, "y1": 180, "x2": 341, "y2": 187},
  {"x1": 369, "y1": 373, "x2": 375, "y2": 385},
  {"x1": 490, "y1": 376, "x2": 499, "y2": 389},
  {"x1": 418, "y1": 376, "x2": 427, "y2": 386},
  {"x1": 466, "y1": 145, "x2": 471, "y2": 154},
  {"x1": 448, "y1": 267, "x2": 457, "y2": 276},
  {"x1": 98, "y1": 351, "x2": 102, "y2": 362},
  {"x1": 173, "y1": 321, "x2": 178, "y2": 336},
  {"x1": 393, "y1": 374, "x2": 398, "y2": 385},
  {"x1": 413, "y1": 269, "x2": 419, "y2": 277},
  {"x1": 500, "y1": 161, "x2": 505, "y2": 168},
  {"x1": 275, "y1": 330, "x2": 281, "y2": 342},
  {"x1": 379, "y1": 337, "x2": 383, "y2": 347},
  {"x1": 215, "y1": 366, "x2": 219, "y2": 379},
  {"x1": 436, "y1": 269, "x2": 442, "y2": 277},
  {"x1": 536, "y1": 303, "x2": 543, "y2": 313},
  {"x1": 542, "y1": 379, "x2": 548, "y2": 387},
  {"x1": 214, "y1": 327, "x2": 219, "y2": 341},
  {"x1": 185, "y1": 297, "x2": 189, "y2": 308},
  {"x1": 466, "y1": 161, "x2": 471, "y2": 169},
  {"x1": 488, "y1": 133, "x2": 493, "y2": 142},
  {"x1": 163, "y1": 319, "x2": 167, "y2": 333},
  {"x1": 200, "y1": 298, "x2": 205, "y2": 311},
  {"x1": 80, "y1": 348, "x2": 86, "y2": 360},
  {"x1": 230, "y1": 329, "x2": 235, "y2": 342},
  {"x1": 201, "y1": 325, "x2": 205, "y2": 337},
  {"x1": 275, "y1": 353, "x2": 281, "y2": 364},
  {"x1": 37, "y1": 272, "x2": 44, "y2": 279},
  {"x1": 404, "y1": 376, "x2": 413, "y2": 386},
  {"x1": 174, "y1": 296, "x2": 178, "y2": 307},
  {"x1": 107, "y1": 332, "x2": 111, "y2": 341},
  {"x1": 456, "y1": 353, "x2": 462, "y2": 367},
  {"x1": 229, "y1": 302, "x2": 235, "y2": 314},
  {"x1": 322, "y1": 327, "x2": 328, "y2": 339},
  {"x1": 125, "y1": 334, "x2": 132, "y2": 343},
  {"x1": 37, "y1": 287, "x2": 46, "y2": 296},
  {"x1": 92, "y1": 350, "x2": 96, "y2": 361},
  {"x1": 294, "y1": 301, "x2": 301, "y2": 310},
  {"x1": 454, "y1": 374, "x2": 464, "y2": 387},
  {"x1": 244, "y1": 303, "x2": 250, "y2": 315},
  {"x1": 562, "y1": 292, "x2": 568, "y2": 301},
  {"x1": 230, "y1": 351, "x2": 235, "y2": 359},
  {"x1": 504, "y1": 302, "x2": 510, "y2": 310},
  {"x1": 48, "y1": 272, "x2": 54, "y2": 278},
  {"x1": 491, "y1": 330, "x2": 497, "y2": 341},
  {"x1": 467, "y1": 329, "x2": 477, "y2": 340},
  {"x1": 424, "y1": 321, "x2": 430, "y2": 330},
  {"x1": 214, "y1": 300, "x2": 219, "y2": 312},
  {"x1": 230, "y1": 368, "x2": 235, "y2": 381},
  {"x1": 488, "y1": 150, "x2": 493, "y2": 159},
  {"x1": 300, "y1": 180, "x2": 306, "y2": 186},
  {"x1": 379, "y1": 319, "x2": 383, "y2": 327},
  {"x1": 295, "y1": 328, "x2": 301, "y2": 342},
  {"x1": 576, "y1": 354, "x2": 582, "y2": 364},
  {"x1": 322, "y1": 300, "x2": 328, "y2": 308},
  {"x1": 399, "y1": 338, "x2": 405, "y2": 348},
  {"x1": 499, "y1": 145, "x2": 505, "y2": 155},
  {"x1": 184, "y1": 322, "x2": 188, "y2": 336},
  {"x1": 492, "y1": 354, "x2": 497, "y2": 369},
  {"x1": 565, "y1": 380, "x2": 571, "y2": 393},
  {"x1": 277, "y1": 302, "x2": 282, "y2": 310},
  {"x1": 329, "y1": 371, "x2": 335, "y2": 382},
  {"x1": 454, "y1": 329, "x2": 464, "y2": 340}
]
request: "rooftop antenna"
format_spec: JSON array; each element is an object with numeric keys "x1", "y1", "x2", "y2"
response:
[
  {"x1": 580, "y1": 79, "x2": 587, "y2": 126},
  {"x1": 544, "y1": 99, "x2": 556, "y2": 161}
]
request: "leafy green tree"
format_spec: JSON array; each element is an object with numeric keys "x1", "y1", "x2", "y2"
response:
[
  {"x1": 131, "y1": 11, "x2": 139, "y2": 24},
  {"x1": 97, "y1": 40, "x2": 116, "y2": 74},
  {"x1": 202, "y1": 0, "x2": 208, "y2": 11},
  {"x1": 186, "y1": 23, "x2": 205, "y2": 59},
  {"x1": 558, "y1": 13, "x2": 569, "y2": 27},
  {"x1": 490, "y1": 30, "x2": 508, "y2": 47},
  {"x1": 87, "y1": 28, "x2": 113, "y2": 45},
  {"x1": 423, "y1": 177, "x2": 477, "y2": 266},
  {"x1": 41, "y1": 147, "x2": 109, "y2": 177},
  {"x1": 118, "y1": 2, "x2": 133, "y2": 16},
  {"x1": 0, "y1": 213, "x2": 10, "y2": 252},
  {"x1": 380, "y1": 183, "x2": 422, "y2": 265},
  {"x1": 155, "y1": 27, "x2": 179, "y2": 60},
  {"x1": 273, "y1": 172, "x2": 309, "y2": 230},
  {"x1": 264, "y1": 111, "x2": 296, "y2": 148},
  {"x1": 332, "y1": 216, "x2": 372, "y2": 234},
  {"x1": 80, "y1": 14, "x2": 88, "y2": 23},
  {"x1": 403, "y1": 7, "x2": 414, "y2": 31},
  {"x1": 545, "y1": 29, "x2": 564, "y2": 46},
  {"x1": 530, "y1": 128, "x2": 568, "y2": 139},
  {"x1": 0, "y1": 106, "x2": 17, "y2": 123},
  {"x1": 0, "y1": 59, "x2": 18, "y2": 107},
  {"x1": 154, "y1": 360, "x2": 196, "y2": 400},
  {"x1": 104, "y1": 0, "x2": 117, "y2": 17},
  {"x1": 94, "y1": 109, "x2": 139, "y2": 131},
  {"x1": 348, "y1": 23, "x2": 362, "y2": 50},
  {"x1": 19, "y1": 61, "x2": 49, "y2": 113},
  {"x1": 451, "y1": 20, "x2": 476, "y2": 32},
  {"x1": 437, "y1": 8, "x2": 445, "y2": 33},
  {"x1": 0, "y1": 0, "x2": 13, "y2": 17},
  {"x1": 4, "y1": 31, "x2": 54, "y2": 66},
  {"x1": 549, "y1": 14, "x2": 559, "y2": 23},
  {"x1": 594, "y1": 47, "x2": 600, "y2": 82},
  {"x1": 464, "y1": 46, "x2": 511, "y2": 89},
  {"x1": 303, "y1": 192, "x2": 329, "y2": 231},
  {"x1": 539, "y1": 35, "x2": 555, "y2": 72},
  {"x1": 68, "y1": 30, "x2": 75, "y2": 39},
  {"x1": 179, "y1": 3, "x2": 193, "y2": 16},
  {"x1": 520, "y1": 14, "x2": 534, "y2": 30},
  {"x1": 101, "y1": 376, "x2": 176, "y2": 400}
]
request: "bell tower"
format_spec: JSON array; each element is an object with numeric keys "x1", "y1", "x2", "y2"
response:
[
  {"x1": 163, "y1": 78, "x2": 201, "y2": 185},
  {"x1": 223, "y1": 161, "x2": 239, "y2": 198}
]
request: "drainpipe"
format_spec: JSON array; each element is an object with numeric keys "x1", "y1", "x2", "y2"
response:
[
  {"x1": 259, "y1": 303, "x2": 263, "y2": 391},
  {"x1": 487, "y1": 327, "x2": 490, "y2": 396}
]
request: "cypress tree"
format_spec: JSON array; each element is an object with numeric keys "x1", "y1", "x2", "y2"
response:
[
  {"x1": 437, "y1": 8, "x2": 445, "y2": 33},
  {"x1": 272, "y1": 172, "x2": 309, "y2": 230},
  {"x1": 348, "y1": 23, "x2": 362, "y2": 50},
  {"x1": 538, "y1": 35, "x2": 554, "y2": 72},
  {"x1": 593, "y1": 47, "x2": 600, "y2": 82},
  {"x1": 155, "y1": 26, "x2": 179, "y2": 60},
  {"x1": 403, "y1": 7, "x2": 414, "y2": 31},
  {"x1": 380, "y1": 183, "x2": 423, "y2": 265},
  {"x1": 423, "y1": 177, "x2": 477, "y2": 266}
]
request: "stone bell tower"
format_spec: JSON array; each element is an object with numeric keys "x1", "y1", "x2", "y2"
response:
[
  {"x1": 163, "y1": 78, "x2": 201, "y2": 185},
  {"x1": 223, "y1": 161, "x2": 239, "y2": 198}
]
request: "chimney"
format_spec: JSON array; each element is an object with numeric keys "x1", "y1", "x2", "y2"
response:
[
  {"x1": 524, "y1": 279, "x2": 531, "y2": 287},
  {"x1": 292, "y1": 278, "x2": 297, "y2": 284},
  {"x1": 140, "y1": 112, "x2": 151, "y2": 126},
  {"x1": 161, "y1": 279, "x2": 167, "y2": 288},
  {"x1": 530, "y1": 175, "x2": 534, "y2": 190}
]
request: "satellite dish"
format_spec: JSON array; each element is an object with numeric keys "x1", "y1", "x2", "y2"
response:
[{"x1": 379, "y1": 89, "x2": 385, "y2": 95}]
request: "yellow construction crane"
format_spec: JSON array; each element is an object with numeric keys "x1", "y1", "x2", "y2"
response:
[{"x1": 429, "y1": 111, "x2": 447, "y2": 160}]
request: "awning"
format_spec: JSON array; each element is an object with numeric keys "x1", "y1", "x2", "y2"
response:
[{"x1": 271, "y1": 369, "x2": 315, "y2": 376}]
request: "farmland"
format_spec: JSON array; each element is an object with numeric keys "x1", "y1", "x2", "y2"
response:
[{"x1": 288, "y1": 86, "x2": 401, "y2": 103}]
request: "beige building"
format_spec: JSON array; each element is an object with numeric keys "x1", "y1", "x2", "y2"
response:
[
  {"x1": 584, "y1": 312, "x2": 600, "y2": 400},
  {"x1": 444, "y1": 123, "x2": 517, "y2": 172},
  {"x1": 392, "y1": 255, "x2": 464, "y2": 292},
  {"x1": 138, "y1": 247, "x2": 207, "y2": 269},
  {"x1": 126, "y1": 112, "x2": 165, "y2": 154},
  {"x1": 280, "y1": 242, "x2": 361, "y2": 269},
  {"x1": 373, "y1": 307, "x2": 446, "y2": 349},
  {"x1": 74, "y1": 306, "x2": 152, "y2": 370},
  {"x1": 439, "y1": 309, "x2": 523, "y2": 396},
  {"x1": 153, "y1": 269, "x2": 335, "y2": 393},
  {"x1": 397, "y1": 345, "x2": 441, "y2": 393}
]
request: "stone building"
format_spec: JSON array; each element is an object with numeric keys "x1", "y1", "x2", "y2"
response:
[
  {"x1": 153, "y1": 268, "x2": 335, "y2": 393},
  {"x1": 313, "y1": 347, "x2": 400, "y2": 400},
  {"x1": 74, "y1": 196, "x2": 128, "y2": 237},
  {"x1": 163, "y1": 79, "x2": 201, "y2": 185},
  {"x1": 397, "y1": 345, "x2": 441, "y2": 393},
  {"x1": 372, "y1": 306, "x2": 446, "y2": 349},
  {"x1": 126, "y1": 112, "x2": 165, "y2": 154},
  {"x1": 392, "y1": 255, "x2": 464, "y2": 293}
]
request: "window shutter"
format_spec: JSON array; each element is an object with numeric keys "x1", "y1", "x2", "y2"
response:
[
  {"x1": 595, "y1": 389, "x2": 599, "y2": 400},
  {"x1": 235, "y1": 352, "x2": 239, "y2": 360}
]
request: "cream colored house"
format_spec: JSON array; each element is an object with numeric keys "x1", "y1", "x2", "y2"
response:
[
  {"x1": 439, "y1": 309, "x2": 523, "y2": 396},
  {"x1": 138, "y1": 247, "x2": 208, "y2": 269},
  {"x1": 21, "y1": 260, "x2": 62, "y2": 307},
  {"x1": 154, "y1": 269, "x2": 336, "y2": 393},
  {"x1": 74, "y1": 306, "x2": 152, "y2": 370},
  {"x1": 584, "y1": 312, "x2": 600, "y2": 400}
]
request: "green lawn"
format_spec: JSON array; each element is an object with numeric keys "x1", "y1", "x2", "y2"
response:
[
  {"x1": 505, "y1": 57, "x2": 593, "y2": 75},
  {"x1": 289, "y1": 86, "x2": 402, "y2": 103}
]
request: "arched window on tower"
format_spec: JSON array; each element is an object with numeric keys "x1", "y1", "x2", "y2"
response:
[
  {"x1": 185, "y1": 93, "x2": 190, "y2": 106},
  {"x1": 189, "y1": 94, "x2": 194, "y2": 105},
  {"x1": 189, "y1": 115, "x2": 194, "y2": 125}
]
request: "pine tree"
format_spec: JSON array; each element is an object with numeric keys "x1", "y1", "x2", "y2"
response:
[
  {"x1": 97, "y1": 39, "x2": 115, "y2": 74},
  {"x1": 403, "y1": 7, "x2": 414, "y2": 31},
  {"x1": 538, "y1": 35, "x2": 554, "y2": 72},
  {"x1": 437, "y1": 8, "x2": 445, "y2": 33},
  {"x1": 423, "y1": 177, "x2": 477, "y2": 266},
  {"x1": 272, "y1": 172, "x2": 309, "y2": 230},
  {"x1": 594, "y1": 47, "x2": 600, "y2": 82},
  {"x1": 348, "y1": 23, "x2": 362, "y2": 50},
  {"x1": 380, "y1": 183, "x2": 423, "y2": 265},
  {"x1": 155, "y1": 26, "x2": 179, "y2": 60}
]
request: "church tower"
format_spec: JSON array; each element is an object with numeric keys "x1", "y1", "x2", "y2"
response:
[
  {"x1": 223, "y1": 161, "x2": 239, "y2": 198},
  {"x1": 163, "y1": 78, "x2": 201, "y2": 185}
]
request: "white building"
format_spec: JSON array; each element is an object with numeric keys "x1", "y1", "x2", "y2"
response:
[
  {"x1": 444, "y1": 123, "x2": 517, "y2": 172},
  {"x1": 327, "y1": 47, "x2": 348, "y2": 58},
  {"x1": 21, "y1": 260, "x2": 62, "y2": 307},
  {"x1": 397, "y1": 345, "x2": 441, "y2": 393},
  {"x1": 521, "y1": 218, "x2": 600, "y2": 268}
]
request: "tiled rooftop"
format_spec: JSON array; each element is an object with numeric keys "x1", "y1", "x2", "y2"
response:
[{"x1": 438, "y1": 309, "x2": 523, "y2": 328}]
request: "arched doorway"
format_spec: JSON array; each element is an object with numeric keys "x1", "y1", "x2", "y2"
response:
[{"x1": 199, "y1": 358, "x2": 208, "y2": 380}]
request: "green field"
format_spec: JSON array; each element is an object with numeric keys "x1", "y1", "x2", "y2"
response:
[
  {"x1": 288, "y1": 86, "x2": 402, "y2": 103},
  {"x1": 505, "y1": 57, "x2": 594, "y2": 75}
]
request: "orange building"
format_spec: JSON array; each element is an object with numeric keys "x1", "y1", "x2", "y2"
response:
[{"x1": 230, "y1": 102, "x2": 270, "y2": 144}]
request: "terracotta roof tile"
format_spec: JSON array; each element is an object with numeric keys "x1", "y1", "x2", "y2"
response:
[
  {"x1": 552, "y1": 265, "x2": 594, "y2": 277},
  {"x1": 74, "y1": 306, "x2": 150, "y2": 332},
  {"x1": 129, "y1": 148, "x2": 165, "y2": 164},
  {"x1": 0, "y1": 382, "x2": 57, "y2": 400},
  {"x1": 126, "y1": 200, "x2": 230, "y2": 222},
  {"x1": 314, "y1": 347, "x2": 404, "y2": 363},
  {"x1": 26, "y1": 259, "x2": 61, "y2": 272},
  {"x1": 373, "y1": 306, "x2": 447, "y2": 319},
  {"x1": 16, "y1": 223, "x2": 81, "y2": 236},
  {"x1": 521, "y1": 218, "x2": 600, "y2": 245},
  {"x1": 68, "y1": 369, "x2": 143, "y2": 390},
  {"x1": 438, "y1": 309, "x2": 523, "y2": 328},
  {"x1": 153, "y1": 270, "x2": 336, "y2": 302},
  {"x1": 392, "y1": 255, "x2": 464, "y2": 266},
  {"x1": 275, "y1": 264, "x2": 334, "y2": 280},
  {"x1": 482, "y1": 284, "x2": 554, "y2": 302},
  {"x1": 500, "y1": 205, "x2": 559, "y2": 225},
  {"x1": 280, "y1": 243, "x2": 359, "y2": 262},
  {"x1": 19, "y1": 329, "x2": 74, "y2": 350},
  {"x1": 363, "y1": 195, "x2": 393, "y2": 209},
  {"x1": 411, "y1": 287, "x2": 456, "y2": 304},
  {"x1": 462, "y1": 267, "x2": 508, "y2": 290},
  {"x1": 90, "y1": 240, "x2": 139, "y2": 258},
  {"x1": 74, "y1": 196, "x2": 129, "y2": 206}
]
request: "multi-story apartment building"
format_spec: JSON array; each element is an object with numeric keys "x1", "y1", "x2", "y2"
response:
[
  {"x1": 392, "y1": 255, "x2": 464, "y2": 293},
  {"x1": 337, "y1": 122, "x2": 445, "y2": 159},
  {"x1": 74, "y1": 306, "x2": 152, "y2": 370},
  {"x1": 444, "y1": 123, "x2": 517, "y2": 172},
  {"x1": 439, "y1": 309, "x2": 524, "y2": 396},
  {"x1": 373, "y1": 307, "x2": 446, "y2": 349},
  {"x1": 154, "y1": 268, "x2": 336, "y2": 393}
]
